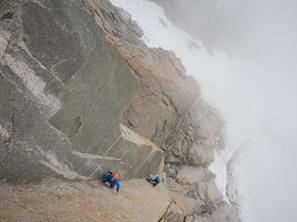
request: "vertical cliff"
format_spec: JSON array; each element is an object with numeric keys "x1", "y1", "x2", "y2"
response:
[
  {"x1": 0, "y1": 0, "x2": 240, "y2": 221},
  {"x1": 0, "y1": 0, "x2": 163, "y2": 183}
]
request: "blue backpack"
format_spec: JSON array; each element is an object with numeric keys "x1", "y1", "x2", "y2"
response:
[{"x1": 155, "y1": 176, "x2": 161, "y2": 184}]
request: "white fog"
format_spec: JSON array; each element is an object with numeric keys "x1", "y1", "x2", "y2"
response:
[{"x1": 110, "y1": 0, "x2": 297, "y2": 221}]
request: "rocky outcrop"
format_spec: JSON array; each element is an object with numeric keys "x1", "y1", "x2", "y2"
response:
[
  {"x1": 226, "y1": 149, "x2": 242, "y2": 221},
  {"x1": 0, "y1": 0, "x2": 240, "y2": 221}
]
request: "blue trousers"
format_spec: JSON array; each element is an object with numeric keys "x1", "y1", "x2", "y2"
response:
[{"x1": 101, "y1": 173, "x2": 114, "y2": 188}]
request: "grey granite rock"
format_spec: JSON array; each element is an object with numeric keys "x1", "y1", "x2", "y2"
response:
[
  {"x1": 0, "y1": 0, "x2": 163, "y2": 183},
  {"x1": 0, "y1": 0, "x2": 240, "y2": 221}
]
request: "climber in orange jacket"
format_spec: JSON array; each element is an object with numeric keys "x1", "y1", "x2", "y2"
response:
[{"x1": 101, "y1": 171, "x2": 121, "y2": 194}]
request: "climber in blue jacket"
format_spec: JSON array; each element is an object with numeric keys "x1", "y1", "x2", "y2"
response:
[
  {"x1": 101, "y1": 171, "x2": 121, "y2": 194},
  {"x1": 146, "y1": 175, "x2": 161, "y2": 187}
]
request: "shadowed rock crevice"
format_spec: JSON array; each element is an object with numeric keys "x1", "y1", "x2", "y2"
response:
[
  {"x1": 1, "y1": 11, "x2": 14, "y2": 21},
  {"x1": 69, "y1": 116, "x2": 82, "y2": 137}
]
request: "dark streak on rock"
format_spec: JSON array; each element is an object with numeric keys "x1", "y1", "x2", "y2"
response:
[
  {"x1": 69, "y1": 116, "x2": 82, "y2": 137},
  {"x1": 1, "y1": 11, "x2": 14, "y2": 20}
]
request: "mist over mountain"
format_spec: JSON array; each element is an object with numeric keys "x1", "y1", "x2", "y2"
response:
[
  {"x1": 152, "y1": 0, "x2": 297, "y2": 66},
  {"x1": 114, "y1": 1, "x2": 297, "y2": 222},
  {"x1": 1, "y1": 0, "x2": 296, "y2": 221},
  {"x1": 152, "y1": 0, "x2": 250, "y2": 56}
]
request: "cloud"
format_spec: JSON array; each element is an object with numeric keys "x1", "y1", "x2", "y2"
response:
[{"x1": 110, "y1": 0, "x2": 297, "y2": 221}]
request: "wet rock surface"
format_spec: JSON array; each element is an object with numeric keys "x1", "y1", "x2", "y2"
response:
[{"x1": 0, "y1": 0, "x2": 240, "y2": 221}]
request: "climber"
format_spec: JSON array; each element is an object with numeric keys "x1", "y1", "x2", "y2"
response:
[
  {"x1": 101, "y1": 171, "x2": 121, "y2": 194},
  {"x1": 146, "y1": 175, "x2": 161, "y2": 187}
]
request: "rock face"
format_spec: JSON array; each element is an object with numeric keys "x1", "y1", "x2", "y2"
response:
[
  {"x1": 0, "y1": 0, "x2": 163, "y2": 183},
  {"x1": 0, "y1": 0, "x2": 240, "y2": 221},
  {"x1": 0, "y1": 178, "x2": 172, "y2": 222}
]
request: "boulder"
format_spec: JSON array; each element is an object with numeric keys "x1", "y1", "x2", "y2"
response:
[
  {"x1": 188, "y1": 143, "x2": 214, "y2": 167},
  {"x1": 176, "y1": 166, "x2": 210, "y2": 185},
  {"x1": 206, "y1": 182, "x2": 223, "y2": 202}
]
